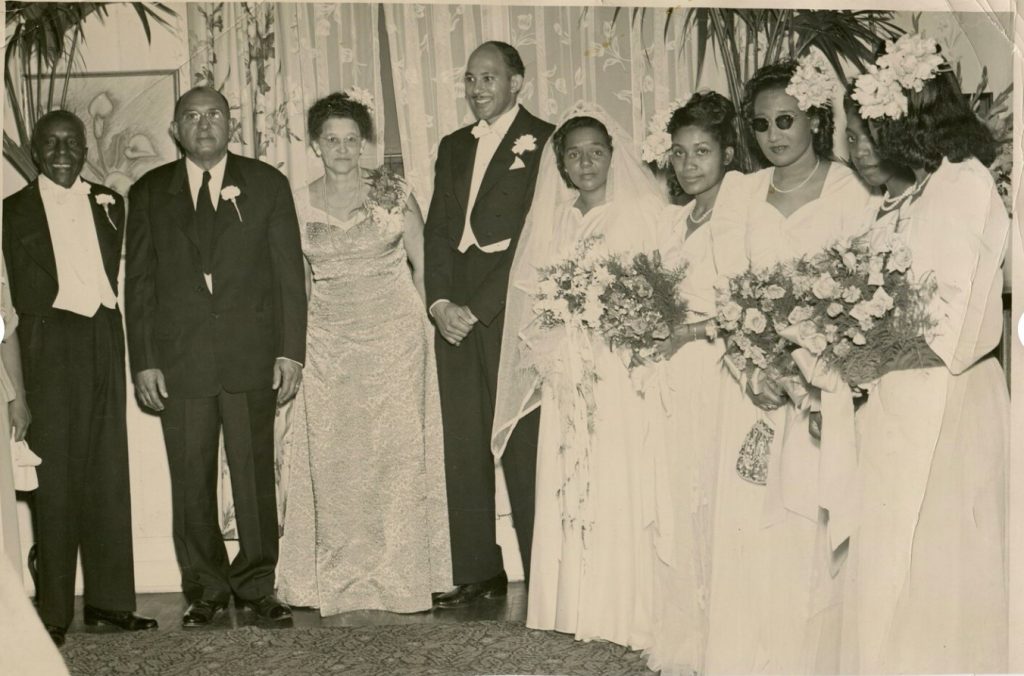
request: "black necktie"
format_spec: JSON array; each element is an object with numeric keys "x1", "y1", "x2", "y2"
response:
[{"x1": 195, "y1": 170, "x2": 215, "y2": 273}]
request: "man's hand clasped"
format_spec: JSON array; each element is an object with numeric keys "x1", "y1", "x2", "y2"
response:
[{"x1": 432, "y1": 300, "x2": 478, "y2": 346}]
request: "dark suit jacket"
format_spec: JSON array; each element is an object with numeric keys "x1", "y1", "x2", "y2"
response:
[
  {"x1": 425, "y1": 106, "x2": 554, "y2": 326},
  {"x1": 3, "y1": 179, "x2": 124, "y2": 318},
  {"x1": 124, "y1": 153, "x2": 306, "y2": 398}
]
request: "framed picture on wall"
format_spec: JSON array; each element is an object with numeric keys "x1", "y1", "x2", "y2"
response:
[{"x1": 25, "y1": 69, "x2": 180, "y2": 196}]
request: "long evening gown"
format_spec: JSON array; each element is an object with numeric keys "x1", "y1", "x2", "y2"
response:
[
  {"x1": 277, "y1": 176, "x2": 452, "y2": 615},
  {"x1": 704, "y1": 162, "x2": 871, "y2": 673},
  {"x1": 841, "y1": 157, "x2": 1009, "y2": 673},
  {"x1": 644, "y1": 197, "x2": 746, "y2": 676}
]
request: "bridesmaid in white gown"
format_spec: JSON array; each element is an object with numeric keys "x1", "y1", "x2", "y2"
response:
[
  {"x1": 492, "y1": 103, "x2": 675, "y2": 649},
  {"x1": 842, "y1": 44, "x2": 1009, "y2": 673},
  {"x1": 705, "y1": 59, "x2": 872, "y2": 674},
  {"x1": 642, "y1": 91, "x2": 748, "y2": 676}
]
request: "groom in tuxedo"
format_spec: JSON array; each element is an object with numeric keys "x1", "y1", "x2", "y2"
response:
[
  {"x1": 2, "y1": 110, "x2": 157, "y2": 645},
  {"x1": 125, "y1": 87, "x2": 306, "y2": 627},
  {"x1": 426, "y1": 41, "x2": 554, "y2": 607}
]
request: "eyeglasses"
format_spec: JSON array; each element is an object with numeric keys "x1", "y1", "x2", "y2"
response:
[
  {"x1": 179, "y1": 109, "x2": 226, "y2": 125},
  {"x1": 750, "y1": 114, "x2": 796, "y2": 133}
]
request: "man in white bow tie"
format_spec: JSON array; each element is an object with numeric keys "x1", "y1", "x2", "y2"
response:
[
  {"x1": 425, "y1": 41, "x2": 554, "y2": 608},
  {"x1": 2, "y1": 110, "x2": 157, "y2": 645}
]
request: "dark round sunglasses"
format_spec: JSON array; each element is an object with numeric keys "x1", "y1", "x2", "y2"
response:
[{"x1": 750, "y1": 114, "x2": 796, "y2": 133}]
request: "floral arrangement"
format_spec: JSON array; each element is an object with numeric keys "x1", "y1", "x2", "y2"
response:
[
  {"x1": 640, "y1": 94, "x2": 692, "y2": 167},
  {"x1": 853, "y1": 33, "x2": 947, "y2": 120},
  {"x1": 533, "y1": 236, "x2": 688, "y2": 368},
  {"x1": 345, "y1": 86, "x2": 375, "y2": 114},
  {"x1": 786, "y1": 52, "x2": 843, "y2": 111},
  {"x1": 714, "y1": 265, "x2": 803, "y2": 382},
  {"x1": 777, "y1": 231, "x2": 937, "y2": 387},
  {"x1": 363, "y1": 168, "x2": 409, "y2": 230}
]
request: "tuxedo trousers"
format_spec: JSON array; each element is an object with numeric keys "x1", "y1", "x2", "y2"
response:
[
  {"x1": 19, "y1": 307, "x2": 136, "y2": 629},
  {"x1": 435, "y1": 312, "x2": 539, "y2": 585},
  {"x1": 159, "y1": 388, "x2": 278, "y2": 603}
]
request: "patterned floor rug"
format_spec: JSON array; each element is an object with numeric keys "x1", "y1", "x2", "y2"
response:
[{"x1": 60, "y1": 620, "x2": 656, "y2": 675}]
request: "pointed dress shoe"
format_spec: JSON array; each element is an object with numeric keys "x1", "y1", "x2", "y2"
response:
[
  {"x1": 434, "y1": 571, "x2": 508, "y2": 609},
  {"x1": 237, "y1": 594, "x2": 292, "y2": 621},
  {"x1": 83, "y1": 605, "x2": 158, "y2": 631},
  {"x1": 44, "y1": 624, "x2": 66, "y2": 647},
  {"x1": 182, "y1": 599, "x2": 228, "y2": 628}
]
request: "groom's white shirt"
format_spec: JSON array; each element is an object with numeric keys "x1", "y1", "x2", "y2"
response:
[{"x1": 431, "y1": 103, "x2": 520, "y2": 317}]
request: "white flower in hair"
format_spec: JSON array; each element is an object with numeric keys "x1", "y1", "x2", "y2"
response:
[
  {"x1": 852, "y1": 32, "x2": 946, "y2": 120},
  {"x1": 640, "y1": 93, "x2": 692, "y2": 167},
  {"x1": 345, "y1": 86, "x2": 375, "y2": 114},
  {"x1": 786, "y1": 52, "x2": 843, "y2": 111}
]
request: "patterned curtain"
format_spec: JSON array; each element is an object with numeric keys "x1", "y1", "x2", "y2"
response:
[
  {"x1": 185, "y1": 2, "x2": 382, "y2": 538},
  {"x1": 383, "y1": 5, "x2": 708, "y2": 209}
]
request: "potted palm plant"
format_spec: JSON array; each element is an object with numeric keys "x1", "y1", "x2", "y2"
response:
[{"x1": 4, "y1": 1, "x2": 175, "y2": 182}]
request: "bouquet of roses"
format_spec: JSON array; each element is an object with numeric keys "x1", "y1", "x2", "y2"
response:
[
  {"x1": 779, "y1": 230, "x2": 937, "y2": 388},
  {"x1": 598, "y1": 250, "x2": 688, "y2": 367},
  {"x1": 533, "y1": 236, "x2": 688, "y2": 368},
  {"x1": 715, "y1": 264, "x2": 804, "y2": 384}
]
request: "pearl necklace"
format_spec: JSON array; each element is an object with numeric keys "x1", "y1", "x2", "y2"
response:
[
  {"x1": 688, "y1": 206, "x2": 714, "y2": 225},
  {"x1": 769, "y1": 157, "x2": 821, "y2": 194}
]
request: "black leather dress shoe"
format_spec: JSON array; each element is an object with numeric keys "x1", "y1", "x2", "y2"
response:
[
  {"x1": 44, "y1": 624, "x2": 66, "y2": 647},
  {"x1": 182, "y1": 599, "x2": 227, "y2": 628},
  {"x1": 84, "y1": 605, "x2": 158, "y2": 631},
  {"x1": 434, "y1": 571, "x2": 508, "y2": 609},
  {"x1": 237, "y1": 594, "x2": 292, "y2": 621}
]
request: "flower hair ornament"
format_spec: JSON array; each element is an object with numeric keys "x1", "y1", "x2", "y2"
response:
[
  {"x1": 852, "y1": 33, "x2": 949, "y2": 120},
  {"x1": 344, "y1": 86, "x2": 375, "y2": 114},
  {"x1": 640, "y1": 92, "x2": 693, "y2": 167},
  {"x1": 786, "y1": 52, "x2": 844, "y2": 111}
]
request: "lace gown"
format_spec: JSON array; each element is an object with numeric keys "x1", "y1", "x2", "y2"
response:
[
  {"x1": 704, "y1": 163, "x2": 871, "y2": 673},
  {"x1": 276, "y1": 178, "x2": 452, "y2": 615}
]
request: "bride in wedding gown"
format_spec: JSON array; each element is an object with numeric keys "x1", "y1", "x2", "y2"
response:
[{"x1": 492, "y1": 102, "x2": 679, "y2": 649}]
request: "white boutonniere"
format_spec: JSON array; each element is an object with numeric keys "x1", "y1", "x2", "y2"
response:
[
  {"x1": 510, "y1": 133, "x2": 537, "y2": 170},
  {"x1": 220, "y1": 185, "x2": 243, "y2": 222},
  {"x1": 94, "y1": 193, "x2": 117, "y2": 229}
]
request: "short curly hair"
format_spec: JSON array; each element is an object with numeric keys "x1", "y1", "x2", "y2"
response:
[
  {"x1": 742, "y1": 59, "x2": 834, "y2": 162},
  {"x1": 552, "y1": 116, "x2": 613, "y2": 188},
  {"x1": 307, "y1": 91, "x2": 375, "y2": 143},
  {"x1": 868, "y1": 67, "x2": 997, "y2": 173},
  {"x1": 665, "y1": 91, "x2": 737, "y2": 195}
]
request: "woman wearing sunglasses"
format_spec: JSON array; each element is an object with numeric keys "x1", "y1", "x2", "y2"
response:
[
  {"x1": 840, "y1": 37, "x2": 1008, "y2": 673},
  {"x1": 703, "y1": 58, "x2": 872, "y2": 674}
]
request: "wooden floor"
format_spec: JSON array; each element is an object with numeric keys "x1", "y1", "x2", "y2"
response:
[{"x1": 64, "y1": 582, "x2": 528, "y2": 637}]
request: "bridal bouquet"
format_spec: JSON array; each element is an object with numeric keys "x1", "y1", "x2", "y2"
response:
[
  {"x1": 779, "y1": 231, "x2": 937, "y2": 387},
  {"x1": 715, "y1": 264, "x2": 803, "y2": 382},
  {"x1": 533, "y1": 236, "x2": 688, "y2": 368}
]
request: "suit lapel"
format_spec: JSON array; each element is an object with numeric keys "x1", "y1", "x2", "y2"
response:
[
  {"x1": 452, "y1": 134, "x2": 477, "y2": 215},
  {"x1": 475, "y1": 108, "x2": 532, "y2": 205},
  {"x1": 87, "y1": 182, "x2": 122, "y2": 279},
  {"x1": 214, "y1": 153, "x2": 247, "y2": 245},
  {"x1": 13, "y1": 182, "x2": 59, "y2": 283},
  {"x1": 166, "y1": 159, "x2": 200, "y2": 251}
]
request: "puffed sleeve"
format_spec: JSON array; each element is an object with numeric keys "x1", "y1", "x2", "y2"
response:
[
  {"x1": 915, "y1": 159, "x2": 1009, "y2": 374},
  {"x1": 708, "y1": 170, "x2": 753, "y2": 278}
]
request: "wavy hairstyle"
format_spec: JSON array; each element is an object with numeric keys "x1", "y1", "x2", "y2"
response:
[
  {"x1": 868, "y1": 67, "x2": 997, "y2": 172},
  {"x1": 552, "y1": 115, "x2": 613, "y2": 188},
  {"x1": 742, "y1": 59, "x2": 834, "y2": 162},
  {"x1": 307, "y1": 91, "x2": 375, "y2": 143},
  {"x1": 665, "y1": 91, "x2": 737, "y2": 196}
]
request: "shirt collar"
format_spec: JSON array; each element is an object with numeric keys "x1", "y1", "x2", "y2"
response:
[
  {"x1": 185, "y1": 154, "x2": 228, "y2": 188},
  {"x1": 477, "y1": 103, "x2": 520, "y2": 138},
  {"x1": 39, "y1": 173, "x2": 90, "y2": 196}
]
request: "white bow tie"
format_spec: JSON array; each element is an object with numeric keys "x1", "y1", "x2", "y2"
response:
[
  {"x1": 41, "y1": 177, "x2": 91, "y2": 197},
  {"x1": 471, "y1": 121, "x2": 498, "y2": 140}
]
